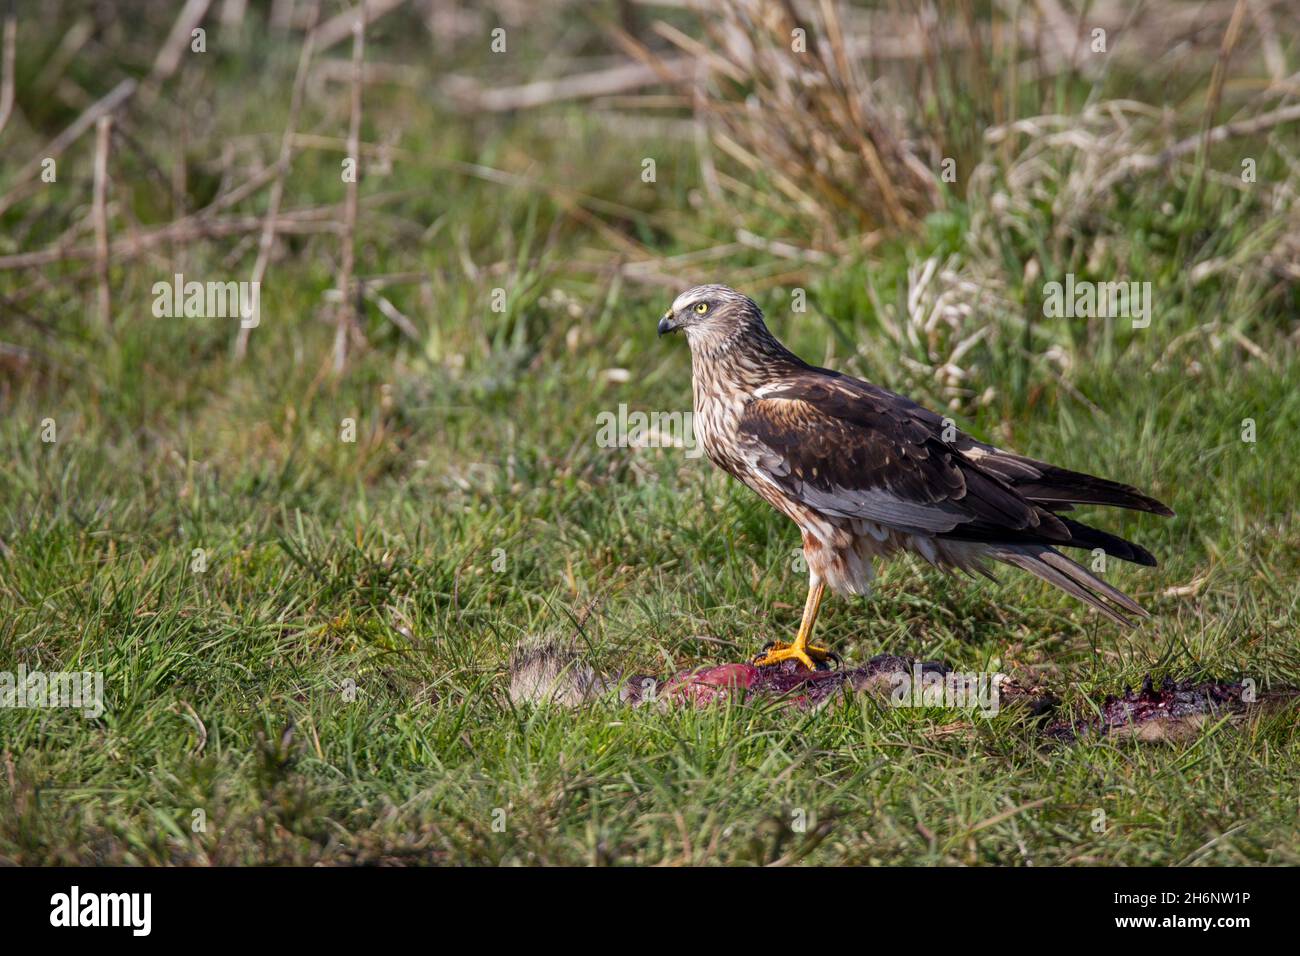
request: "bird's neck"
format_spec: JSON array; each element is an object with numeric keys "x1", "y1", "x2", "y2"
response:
[{"x1": 689, "y1": 320, "x2": 803, "y2": 394}]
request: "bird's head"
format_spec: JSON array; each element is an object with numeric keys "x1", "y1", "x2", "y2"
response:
[{"x1": 658, "y1": 284, "x2": 764, "y2": 349}]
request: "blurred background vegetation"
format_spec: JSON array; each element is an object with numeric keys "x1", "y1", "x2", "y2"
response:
[{"x1": 0, "y1": 0, "x2": 1297, "y2": 864}]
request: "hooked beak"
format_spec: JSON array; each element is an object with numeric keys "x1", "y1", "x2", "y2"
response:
[{"x1": 657, "y1": 310, "x2": 680, "y2": 336}]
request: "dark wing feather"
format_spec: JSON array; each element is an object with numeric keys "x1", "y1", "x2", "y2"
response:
[
  {"x1": 807, "y1": 371, "x2": 1173, "y2": 517},
  {"x1": 957, "y1": 450, "x2": 1175, "y2": 516},
  {"x1": 737, "y1": 377, "x2": 1069, "y2": 540},
  {"x1": 738, "y1": 371, "x2": 1168, "y2": 564}
]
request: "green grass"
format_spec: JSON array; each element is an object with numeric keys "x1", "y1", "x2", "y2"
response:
[{"x1": 1, "y1": 3, "x2": 1298, "y2": 865}]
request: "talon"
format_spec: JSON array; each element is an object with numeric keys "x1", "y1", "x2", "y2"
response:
[
  {"x1": 753, "y1": 639, "x2": 835, "y2": 671},
  {"x1": 755, "y1": 580, "x2": 835, "y2": 672}
]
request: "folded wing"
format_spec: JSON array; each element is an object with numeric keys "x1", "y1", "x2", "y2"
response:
[
  {"x1": 737, "y1": 377, "x2": 1073, "y2": 544},
  {"x1": 737, "y1": 372, "x2": 1171, "y2": 571}
]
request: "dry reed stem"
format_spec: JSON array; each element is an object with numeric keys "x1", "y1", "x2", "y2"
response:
[
  {"x1": 1190, "y1": 0, "x2": 1250, "y2": 217},
  {"x1": 0, "y1": 209, "x2": 342, "y2": 271},
  {"x1": 618, "y1": 0, "x2": 939, "y2": 248},
  {"x1": 0, "y1": 0, "x2": 15, "y2": 139},
  {"x1": 0, "y1": 79, "x2": 136, "y2": 218},
  {"x1": 334, "y1": 5, "x2": 367, "y2": 375},
  {"x1": 148, "y1": 0, "x2": 213, "y2": 89},
  {"x1": 92, "y1": 116, "x2": 112, "y2": 326},
  {"x1": 236, "y1": 0, "x2": 322, "y2": 361},
  {"x1": 315, "y1": 0, "x2": 402, "y2": 52},
  {"x1": 443, "y1": 57, "x2": 694, "y2": 112}
]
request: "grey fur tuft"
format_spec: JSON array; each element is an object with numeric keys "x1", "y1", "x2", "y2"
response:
[{"x1": 507, "y1": 634, "x2": 605, "y2": 707}]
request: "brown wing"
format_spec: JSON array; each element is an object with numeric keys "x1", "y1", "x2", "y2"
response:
[
  {"x1": 736, "y1": 376, "x2": 1069, "y2": 541},
  {"x1": 815, "y1": 374, "x2": 1173, "y2": 517}
]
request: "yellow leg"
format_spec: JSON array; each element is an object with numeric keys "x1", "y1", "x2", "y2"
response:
[{"x1": 753, "y1": 579, "x2": 833, "y2": 670}]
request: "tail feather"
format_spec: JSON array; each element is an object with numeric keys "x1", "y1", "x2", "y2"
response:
[
  {"x1": 960, "y1": 445, "x2": 1174, "y2": 517},
  {"x1": 940, "y1": 514, "x2": 1159, "y2": 566},
  {"x1": 1055, "y1": 516, "x2": 1158, "y2": 567},
  {"x1": 1006, "y1": 462, "x2": 1174, "y2": 517},
  {"x1": 989, "y1": 543, "x2": 1150, "y2": 627}
]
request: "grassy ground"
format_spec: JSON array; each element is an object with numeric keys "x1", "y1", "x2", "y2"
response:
[{"x1": 1, "y1": 2, "x2": 1298, "y2": 865}]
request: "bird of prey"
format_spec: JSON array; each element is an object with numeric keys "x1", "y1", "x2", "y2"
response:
[{"x1": 658, "y1": 284, "x2": 1173, "y2": 670}]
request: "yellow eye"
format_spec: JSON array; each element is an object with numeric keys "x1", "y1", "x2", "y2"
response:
[{"x1": 694, "y1": 302, "x2": 709, "y2": 315}]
